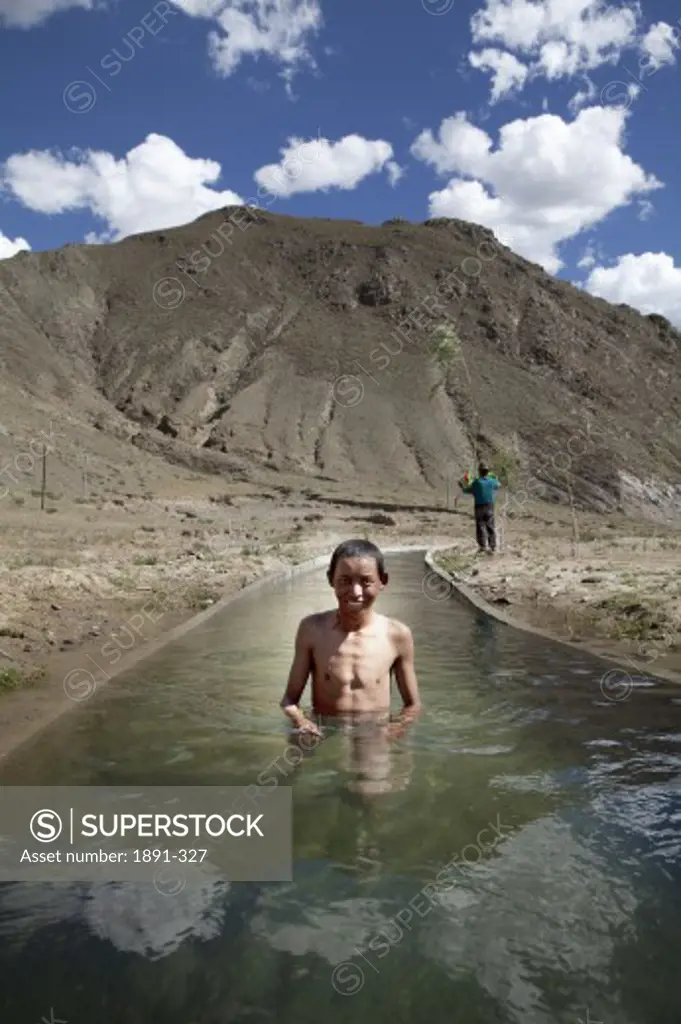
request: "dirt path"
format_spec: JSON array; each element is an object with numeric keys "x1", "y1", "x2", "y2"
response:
[{"x1": 0, "y1": 485, "x2": 679, "y2": 761}]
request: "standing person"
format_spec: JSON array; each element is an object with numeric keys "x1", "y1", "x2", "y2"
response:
[{"x1": 460, "y1": 463, "x2": 501, "y2": 554}]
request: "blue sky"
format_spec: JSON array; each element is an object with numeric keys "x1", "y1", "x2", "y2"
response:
[{"x1": 1, "y1": 0, "x2": 680, "y2": 324}]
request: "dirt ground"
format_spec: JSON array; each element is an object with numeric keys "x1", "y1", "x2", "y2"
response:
[
  {"x1": 0, "y1": 483, "x2": 679, "y2": 762},
  {"x1": 433, "y1": 504, "x2": 681, "y2": 682}
]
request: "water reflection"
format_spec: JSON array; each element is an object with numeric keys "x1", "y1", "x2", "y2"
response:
[
  {"x1": 292, "y1": 716, "x2": 415, "y2": 798},
  {"x1": 471, "y1": 612, "x2": 500, "y2": 686}
]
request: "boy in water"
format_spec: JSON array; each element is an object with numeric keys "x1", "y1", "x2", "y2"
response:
[{"x1": 280, "y1": 539, "x2": 422, "y2": 738}]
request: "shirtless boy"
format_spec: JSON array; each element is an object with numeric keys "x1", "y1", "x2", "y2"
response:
[{"x1": 280, "y1": 539, "x2": 422, "y2": 737}]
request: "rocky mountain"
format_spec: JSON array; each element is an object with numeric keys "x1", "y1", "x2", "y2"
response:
[{"x1": 0, "y1": 207, "x2": 679, "y2": 520}]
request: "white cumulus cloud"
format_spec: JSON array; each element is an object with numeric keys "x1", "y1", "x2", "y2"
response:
[
  {"x1": 254, "y1": 134, "x2": 401, "y2": 198},
  {"x1": 567, "y1": 73, "x2": 597, "y2": 112},
  {"x1": 0, "y1": 231, "x2": 31, "y2": 259},
  {"x1": 471, "y1": 0, "x2": 640, "y2": 73},
  {"x1": 2, "y1": 134, "x2": 243, "y2": 242},
  {"x1": 0, "y1": 0, "x2": 95, "y2": 27},
  {"x1": 385, "y1": 160, "x2": 404, "y2": 186},
  {"x1": 466, "y1": 0, "x2": 666, "y2": 101},
  {"x1": 585, "y1": 251, "x2": 681, "y2": 328},
  {"x1": 637, "y1": 197, "x2": 654, "y2": 220},
  {"x1": 171, "y1": 0, "x2": 225, "y2": 13},
  {"x1": 577, "y1": 243, "x2": 597, "y2": 269},
  {"x1": 640, "y1": 20, "x2": 680, "y2": 68},
  {"x1": 411, "y1": 105, "x2": 661, "y2": 274},
  {"x1": 468, "y1": 47, "x2": 530, "y2": 101},
  {"x1": 172, "y1": 0, "x2": 323, "y2": 88}
]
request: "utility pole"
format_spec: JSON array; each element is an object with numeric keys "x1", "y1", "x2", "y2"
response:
[
  {"x1": 40, "y1": 443, "x2": 47, "y2": 511},
  {"x1": 498, "y1": 501, "x2": 506, "y2": 552}
]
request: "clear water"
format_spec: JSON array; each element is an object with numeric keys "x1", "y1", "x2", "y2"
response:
[{"x1": 1, "y1": 550, "x2": 680, "y2": 1024}]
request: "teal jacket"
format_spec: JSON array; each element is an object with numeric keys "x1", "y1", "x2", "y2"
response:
[{"x1": 462, "y1": 475, "x2": 500, "y2": 506}]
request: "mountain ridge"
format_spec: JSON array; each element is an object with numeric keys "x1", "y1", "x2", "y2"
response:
[{"x1": 0, "y1": 207, "x2": 679, "y2": 522}]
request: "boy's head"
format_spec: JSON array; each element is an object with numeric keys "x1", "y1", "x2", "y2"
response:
[
  {"x1": 327, "y1": 539, "x2": 387, "y2": 611},
  {"x1": 478, "y1": 463, "x2": 489, "y2": 477}
]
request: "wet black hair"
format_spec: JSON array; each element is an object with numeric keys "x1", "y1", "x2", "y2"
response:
[{"x1": 327, "y1": 538, "x2": 388, "y2": 584}]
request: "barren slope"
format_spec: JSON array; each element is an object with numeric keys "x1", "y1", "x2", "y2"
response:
[{"x1": 0, "y1": 209, "x2": 679, "y2": 518}]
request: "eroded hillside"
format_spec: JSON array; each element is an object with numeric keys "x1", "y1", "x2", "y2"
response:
[{"x1": 0, "y1": 208, "x2": 679, "y2": 519}]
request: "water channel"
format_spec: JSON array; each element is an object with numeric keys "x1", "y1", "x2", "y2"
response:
[{"x1": 0, "y1": 550, "x2": 680, "y2": 1024}]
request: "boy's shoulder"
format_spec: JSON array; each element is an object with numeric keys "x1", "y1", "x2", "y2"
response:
[
  {"x1": 385, "y1": 615, "x2": 412, "y2": 642},
  {"x1": 298, "y1": 610, "x2": 335, "y2": 631}
]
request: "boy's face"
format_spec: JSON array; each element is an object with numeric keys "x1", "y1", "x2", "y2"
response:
[{"x1": 330, "y1": 556, "x2": 385, "y2": 612}]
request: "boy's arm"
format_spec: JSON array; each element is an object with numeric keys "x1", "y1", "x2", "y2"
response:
[
  {"x1": 280, "y1": 617, "x2": 320, "y2": 734},
  {"x1": 390, "y1": 623, "x2": 422, "y2": 735}
]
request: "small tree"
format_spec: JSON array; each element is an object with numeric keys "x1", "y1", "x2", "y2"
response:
[
  {"x1": 493, "y1": 447, "x2": 520, "y2": 488},
  {"x1": 430, "y1": 323, "x2": 461, "y2": 374}
]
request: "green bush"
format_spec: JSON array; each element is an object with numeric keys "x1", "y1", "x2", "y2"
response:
[
  {"x1": 0, "y1": 668, "x2": 24, "y2": 692},
  {"x1": 0, "y1": 667, "x2": 43, "y2": 692},
  {"x1": 493, "y1": 448, "x2": 521, "y2": 487},
  {"x1": 430, "y1": 324, "x2": 461, "y2": 371}
]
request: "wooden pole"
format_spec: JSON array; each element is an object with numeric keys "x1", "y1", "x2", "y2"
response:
[
  {"x1": 82, "y1": 454, "x2": 89, "y2": 500},
  {"x1": 568, "y1": 474, "x2": 579, "y2": 557},
  {"x1": 40, "y1": 443, "x2": 46, "y2": 511}
]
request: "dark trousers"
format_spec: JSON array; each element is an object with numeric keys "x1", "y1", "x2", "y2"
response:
[{"x1": 475, "y1": 503, "x2": 496, "y2": 551}]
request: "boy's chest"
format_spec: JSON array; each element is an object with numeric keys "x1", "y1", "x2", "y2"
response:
[{"x1": 314, "y1": 631, "x2": 396, "y2": 683}]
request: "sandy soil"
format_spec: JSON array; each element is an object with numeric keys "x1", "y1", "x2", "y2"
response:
[
  {"x1": 433, "y1": 505, "x2": 681, "y2": 682},
  {"x1": 0, "y1": 485, "x2": 679, "y2": 762}
]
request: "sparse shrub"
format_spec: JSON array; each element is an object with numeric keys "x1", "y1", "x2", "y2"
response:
[
  {"x1": 492, "y1": 448, "x2": 521, "y2": 488},
  {"x1": 0, "y1": 668, "x2": 24, "y2": 692},
  {"x1": 438, "y1": 550, "x2": 477, "y2": 578},
  {"x1": 647, "y1": 312, "x2": 672, "y2": 332},
  {"x1": 188, "y1": 586, "x2": 220, "y2": 610},
  {"x1": 430, "y1": 324, "x2": 461, "y2": 372},
  {"x1": 32, "y1": 490, "x2": 60, "y2": 500}
]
